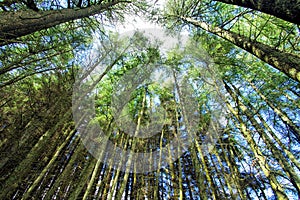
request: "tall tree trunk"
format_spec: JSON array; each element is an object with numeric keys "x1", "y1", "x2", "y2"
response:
[
  {"x1": 68, "y1": 156, "x2": 98, "y2": 199},
  {"x1": 224, "y1": 85, "x2": 288, "y2": 199},
  {"x1": 190, "y1": 143, "x2": 208, "y2": 200},
  {"x1": 99, "y1": 162, "x2": 114, "y2": 200},
  {"x1": 106, "y1": 133, "x2": 129, "y2": 200},
  {"x1": 0, "y1": 111, "x2": 73, "y2": 199},
  {"x1": 214, "y1": 0, "x2": 300, "y2": 25},
  {"x1": 171, "y1": 97, "x2": 184, "y2": 200},
  {"x1": 154, "y1": 128, "x2": 164, "y2": 200},
  {"x1": 0, "y1": 0, "x2": 131, "y2": 46},
  {"x1": 0, "y1": 96, "x2": 62, "y2": 174},
  {"x1": 214, "y1": 133, "x2": 246, "y2": 199},
  {"x1": 223, "y1": 139, "x2": 247, "y2": 199},
  {"x1": 167, "y1": 100, "x2": 179, "y2": 199},
  {"x1": 209, "y1": 153, "x2": 227, "y2": 198},
  {"x1": 247, "y1": 80, "x2": 300, "y2": 141},
  {"x1": 81, "y1": 120, "x2": 113, "y2": 200},
  {"x1": 195, "y1": 140, "x2": 218, "y2": 199},
  {"x1": 43, "y1": 139, "x2": 84, "y2": 199},
  {"x1": 21, "y1": 128, "x2": 77, "y2": 199},
  {"x1": 116, "y1": 88, "x2": 147, "y2": 199},
  {"x1": 180, "y1": 16, "x2": 300, "y2": 82},
  {"x1": 82, "y1": 153, "x2": 103, "y2": 200},
  {"x1": 231, "y1": 82, "x2": 300, "y2": 171},
  {"x1": 225, "y1": 81, "x2": 300, "y2": 194}
]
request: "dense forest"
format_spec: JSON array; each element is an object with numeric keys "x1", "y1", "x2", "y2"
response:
[{"x1": 0, "y1": 0, "x2": 299, "y2": 199}]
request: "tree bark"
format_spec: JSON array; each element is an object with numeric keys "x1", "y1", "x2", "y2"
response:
[
  {"x1": 180, "y1": 17, "x2": 300, "y2": 83},
  {"x1": 0, "y1": 0, "x2": 131, "y2": 46},
  {"x1": 214, "y1": 0, "x2": 300, "y2": 25}
]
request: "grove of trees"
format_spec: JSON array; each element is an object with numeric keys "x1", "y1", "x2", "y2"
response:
[{"x1": 0, "y1": 0, "x2": 299, "y2": 199}]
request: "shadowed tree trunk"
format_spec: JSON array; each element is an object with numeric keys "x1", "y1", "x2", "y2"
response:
[
  {"x1": 0, "y1": 0, "x2": 131, "y2": 46},
  {"x1": 214, "y1": 0, "x2": 300, "y2": 25}
]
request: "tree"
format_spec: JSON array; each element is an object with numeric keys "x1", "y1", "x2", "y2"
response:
[
  {"x1": 179, "y1": 16, "x2": 300, "y2": 82},
  {"x1": 214, "y1": 0, "x2": 300, "y2": 25},
  {"x1": 0, "y1": 21, "x2": 92, "y2": 88},
  {"x1": 0, "y1": 0, "x2": 141, "y2": 46},
  {"x1": 1, "y1": 0, "x2": 300, "y2": 199}
]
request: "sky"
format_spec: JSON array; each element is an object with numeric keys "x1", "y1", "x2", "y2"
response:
[{"x1": 115, "y1": 0, "x2": 167, "y2": 33}]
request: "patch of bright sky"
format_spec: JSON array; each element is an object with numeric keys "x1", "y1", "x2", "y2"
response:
[
  {"x1": 101, "y1": 0, "x2": 190, "y2": 54},
  {"x1": 115, "y1": 0, "x2": 167, "y2": 33}
]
